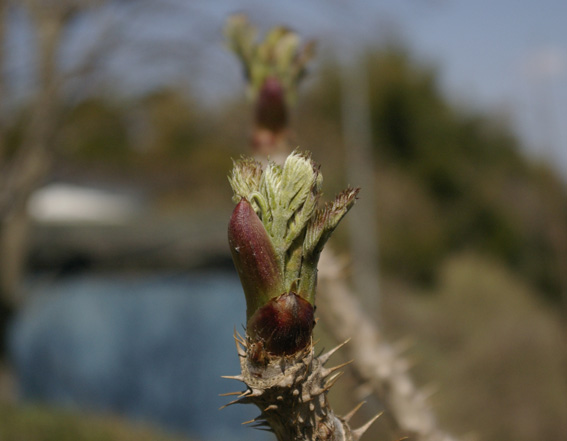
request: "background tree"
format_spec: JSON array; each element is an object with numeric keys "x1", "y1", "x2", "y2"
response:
[{"x1": 0, "y1": 0, "x2": 108, "y2": 355}]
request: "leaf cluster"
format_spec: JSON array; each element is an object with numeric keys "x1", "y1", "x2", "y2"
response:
[{"x1": 229, "y1": 151, "x2": 358, "y2": 303}]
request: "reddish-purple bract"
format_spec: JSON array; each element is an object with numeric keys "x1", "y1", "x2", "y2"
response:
[
  {"x1": 247, "y1": 291, "x2": 314, "y2": 356},
  {"x1": 228, "y1": 198, "x2": 283, "y2": 320}
]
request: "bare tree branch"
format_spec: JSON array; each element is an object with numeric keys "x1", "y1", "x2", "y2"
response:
[{"x1": 0, "y1": 0, "x2": 105, "y2": 312}]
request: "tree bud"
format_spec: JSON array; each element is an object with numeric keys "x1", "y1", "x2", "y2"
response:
[{"x1": 229, "y1": 151, "x2": 358, "y2": 356}]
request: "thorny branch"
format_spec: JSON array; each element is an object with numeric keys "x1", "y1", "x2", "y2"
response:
[
  {"x1": 317, "y1": 251, "x2": 458, "y2": 441},
  {"x1": 222, "y1": 332, "x2": 380, "y2": 441},
  {"x1": 223, "y1": 151, "x2": 378, "y2": 440}
]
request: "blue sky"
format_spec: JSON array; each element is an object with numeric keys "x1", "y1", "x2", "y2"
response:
[{"x1": 395, "y1": 0, "x2": 567, "y2": 175}]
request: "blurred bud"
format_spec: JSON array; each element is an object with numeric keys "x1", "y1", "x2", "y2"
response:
[
  {"x1": 224, "y1": 14, "x2": 315, "y2": 130},
  {"x1": 255, "y1": 76, "x2": 288, "y2": 133}
]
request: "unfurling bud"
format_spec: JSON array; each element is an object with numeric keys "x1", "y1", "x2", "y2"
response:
[
  {"x1": 228, "y1": 151, "x2": 358, "y2": 356},
  {"x1": 224, "y1": 14, "x2": 315, "y2": 120}
]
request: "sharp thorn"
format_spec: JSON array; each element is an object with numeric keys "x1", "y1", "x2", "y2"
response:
[
  {"x1": 248, "y1": 388, "x2": 263, "y2": 397},
  {"x1": 309, "y1": 386, "x2": 325, "y2": 397},
  {"x1": 242, "y1": 416, "x2": 262, "y2": 425},
  {"x1": 233, "y1": 328, "x2": 240, "y2": 343},
  {"x1": 218, "y1": 400, "x2": 238, "y2": 410},
  {"x1": 264, "y1": 404, "x2": 278, "y2": 411},
  {"x1": 343, "y1": 401, "x2": 366, "y2": 423},
  {"x1": 253, "y1": 427, "x2": 274, "y2": 433},
  {"x1": 301, "y1": 391, "x2": 315, "y2": 402},
  {"x1": 237, "y1": 333, "x2": 246, "y2": 345},
  {"x1": 233, "y1": 329, "x2": 246, "y2": 355},
  {"x1": 234, "y1": 328, "x2": 247, "y2": 345},
  {"x1": 218, "y1": 391, "x2": 244, "y2": 397},
  {"x1": 221, "y1": 375, "x2": 244, "y2": 381},
  {"x1": 352, "y1": 412, "x2": 382, "y2": 440},
  {"x1": 321, "y1": 359, "x2": 353, "y2": 377},
  {"x1": 318, "y1": 338, "x2": 351, "y2": 365},
  {"x1": 322, "y1": 385, "x2": 334, "y2": 394},
  {"x1": 219, "y1": 401, "x2": 237, "y2": 410},
  {"x1": 324, "y1": 371, "x2": 344, "y2": 390},
  {"x1": 219, "y1": 396, "x2": 250, "y2": 409}
]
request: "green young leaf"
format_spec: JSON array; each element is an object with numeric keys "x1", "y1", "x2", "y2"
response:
[
  {"x1": 304, "y1": 187, "x2": 360, "y2": 258},
  {"x1": 228, "y1": 157, "x2": 264, "y2": 213}
]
